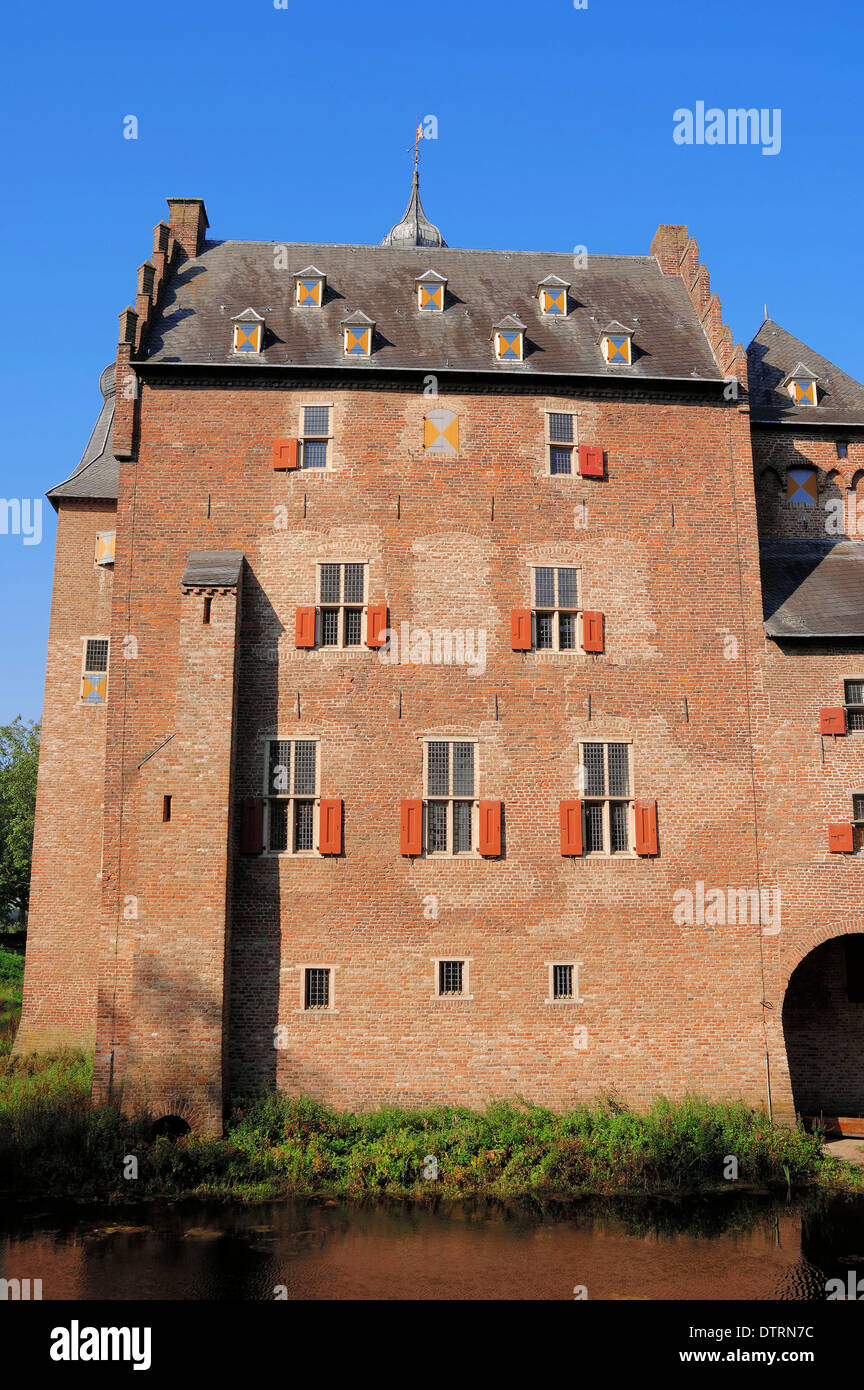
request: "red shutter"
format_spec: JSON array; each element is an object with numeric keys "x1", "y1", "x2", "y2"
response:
[
  {"x1": 828, "y1": 823, "x2": 855, "y2": 853},
  {"x1": 239, "y1": 797, "x2": 264, "y2": 855},
  {"x1": 635, "y1": 799, "x2": 658, "y2": 856},
  {"x1": 820, "y1": 707, "x2": 847, "y2": 736},
  {"x1": 295, "y1": 606, "x2": 316, "y2": 647},
  {"x1": 582, "y1": 611, "x2": 605, "y2": 653},
  {"x1": 478, "y1": 800, "x2": 502, "y2": 856},
  {"x1": 560, "y1": 799, "x2": 583, "y2": 855},
  {"x1": 318, "y1": 798, "x2": 342, "y2": 854},
  {"x1": 511, "y1": 608, "x2": 532, "y2": 651},
  {"x1": 272, "y1": 438, "x2": 299, "y2": 470},
  {"x1": 366, "y1": 602, "x2": 388, "y2": 649},
  {"x1": 401, "y1": 799, "x2": 423, "y2": 856},
  {"x1": 578, "y1": 444, "x2": 604, "y2": 478}
]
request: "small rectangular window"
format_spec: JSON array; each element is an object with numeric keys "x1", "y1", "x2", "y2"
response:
[
  {"x1": 837, "y1": 442, "x2": 849, "y2": 459},
  {"x1": 304, "y1": 967, "x2": 331, "y2": 1010},
  {"x1": 845, "y1": 680, "x2": 864, "y2": 731},
  {"x1": 546, "y1": 412, "x2": 576, "y2": 474},
  {"x1": 162, "y1": 795, "x2": 172, "y2": 823},
  {"x1": 438, "y1": 960, "x2": 464, "y2": 997},
  {"x1": 552, "y1": 964, "x2": 573, "y2": 1000},
  {"x1": 301, "y1": 406, "x2": 331, "y2": 469}
]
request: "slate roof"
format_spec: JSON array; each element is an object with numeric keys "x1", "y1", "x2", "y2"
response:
[
  {"x1": 760, "y1": 540, "x2": 864, "y2": 638},
  {"x1": 139, "y1": 242, "x2": 725, "y2": 381},
  {"x1": 748, "y1": 320, "x2": 864, "y2": 427},
  {"x1": 181, "y1": 550, "x2": 245, "y2": 589},
  {"x1": 47, "y1": 365, "x2": 121, "y2": 506}
]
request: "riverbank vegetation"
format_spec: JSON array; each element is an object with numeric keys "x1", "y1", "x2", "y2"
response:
[{"x1": 1, "y1": 1049, "x2": 861, "y2": 1202}]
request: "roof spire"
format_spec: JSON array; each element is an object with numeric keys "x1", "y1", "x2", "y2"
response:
[{"x1": 381, "y1": 121, "x2": 448, "y2": 248}]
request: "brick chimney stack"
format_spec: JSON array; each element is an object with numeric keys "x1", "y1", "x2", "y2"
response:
[{"x1": 166, "y1": 198, "x2": 209, "y2": 258}]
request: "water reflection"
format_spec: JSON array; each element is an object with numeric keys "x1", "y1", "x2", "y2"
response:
[{"x1": 0, "y1": 1193, "x2": 859, "y2": 1300}]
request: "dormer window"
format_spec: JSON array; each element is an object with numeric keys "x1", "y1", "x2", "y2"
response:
[
  {"x1": 232, "y1": 308, "x2": 265, "y2": 353},
  {"x1": 782, "y1": 362, "x2": 819, "y2": 406},
  {"x1": 599, "y1": 321, "x2": 634, "y2": 365},
  {"x1": 415, "y1": 269, "x2": 447, "y2": 312},
  {"x1": 294, "y1": 266, "x2": 326, "y2": 308},
  {"x1": 537, "y1": 275, "x2": 570, "y2": 317},
  {"x1": 342, "y1": 311, "x2": 375, "y2": 357},
  {"x1": 492, "y1": 315, "x2": 526, "y2": 362}
]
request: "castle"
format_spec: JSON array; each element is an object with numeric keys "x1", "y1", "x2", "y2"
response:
[{"x1": 15, "y1": 175, "x2": 864, "y2": 1134}]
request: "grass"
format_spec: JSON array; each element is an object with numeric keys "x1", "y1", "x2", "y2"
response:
[
  {"x1": 0, "y1": 940, "x2": 24, "y2": 1055},
  {"x1": 0, "y1": 1050, "x2": 859, "y2": 1203}
]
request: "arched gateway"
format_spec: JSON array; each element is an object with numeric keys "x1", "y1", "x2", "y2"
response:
[{"x1": 781, "y1": 932, "x2": 864, "y2": 1131}]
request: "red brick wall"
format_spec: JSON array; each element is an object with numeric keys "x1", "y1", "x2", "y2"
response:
[
  {"x1": 16, "y1": 499, "x2": 115, "y2": 1052},
  {"x1": 26, "y1": 372, "x2": 864, "y2": 1132},
  {"x1": 84, "y1": 377, "x2": 790, "y2": 1129}
]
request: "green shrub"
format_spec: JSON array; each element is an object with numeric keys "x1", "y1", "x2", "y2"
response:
[{"x1": 0, "y1": 1054, "x2": 842, "y2": 1202}]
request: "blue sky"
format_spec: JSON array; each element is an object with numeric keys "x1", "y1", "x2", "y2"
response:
[{"x1": 1, "y1": 0, "x2": 860, "y2": 723}]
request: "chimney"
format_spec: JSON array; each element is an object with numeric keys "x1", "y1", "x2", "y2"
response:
[
  {"x1": 650, "y1": 224, "x2": 689, "y2": 275},
  {"x1": 166, "y1": 198, "x2": 209, "y2": 258}
]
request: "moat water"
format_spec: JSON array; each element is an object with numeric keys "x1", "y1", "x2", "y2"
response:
[{"x1": 2, "y1": 1192, "x2": 864, "y2": 1300}]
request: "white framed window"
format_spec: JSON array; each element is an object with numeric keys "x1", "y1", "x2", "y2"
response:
[
  {"x1": 545, "y1": 962, "x2": 580, "y2": 1004},
  {"x1": 423, "y1": 739, "x2": 478, "y2": 857},
  {"x1": 845, "y1": 679, "x2": 864, "y2": 732},
  {"x1": 431, "y1": 957, "x2": 473, "y2": 1000},
  {"x1": 532, "y1": 565, "x2": 581, "y2": 651},
  {"x1": 300, "y1": 405, "x2": 332, "y2": 469},
  {"x1": 81, "y1": 636, "x2": 110, "y2": 704},
  {"x1": 317, "y1": 562, "x2": 367, "y2": 648},
  {"x1": 264, "y1": 738, "x2": 320, "y2": 855},
  {"x1": 580, "y1": 741, "x2": 633, "y2": 855},
  {"x1": 546, "y1": 411, "x2": 577, "y2": 474}
]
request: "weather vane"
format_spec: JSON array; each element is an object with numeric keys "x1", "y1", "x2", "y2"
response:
[{"x1": 407, "y1": 118, "x2": 423, "y2": 174}]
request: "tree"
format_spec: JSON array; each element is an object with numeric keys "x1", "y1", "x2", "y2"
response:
[{"x1": 0, "y1": 718, "x2": 40, "y2": 926}]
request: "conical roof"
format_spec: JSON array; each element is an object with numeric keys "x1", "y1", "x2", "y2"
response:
[{"x1": 381, "y1": 171, "x2": 447, "y2": 249}]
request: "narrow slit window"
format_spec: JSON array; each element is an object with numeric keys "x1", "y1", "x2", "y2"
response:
[
  {"x1": 302, "y1": 406, "x2": 331, "y2": 469},
  {"x1": 162, "y1": 795, "x2": 172, "y2": 823},
  {"x1": 546, "y1": 412, "x2": 575, "y2": 474}
]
